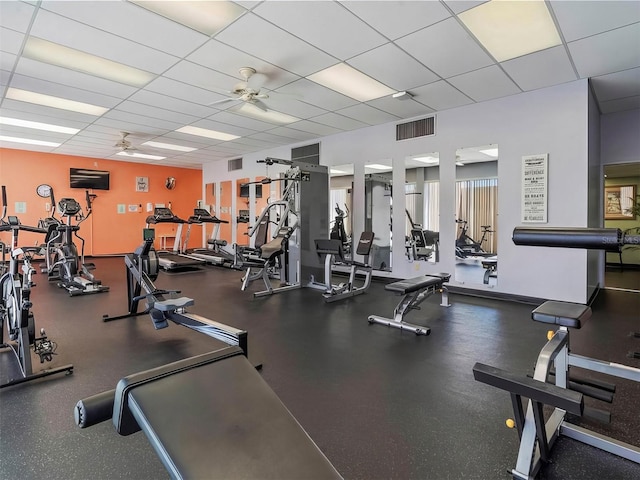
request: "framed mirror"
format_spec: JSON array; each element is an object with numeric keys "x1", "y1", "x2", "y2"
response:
[
  {"x1": 219, "y1": 180, "x2": 233, "y2": 244},
  {"x1": 236, "y1": 177, "x2": 250, "y2": 245},
  {"x1": 329, "y1": 164, "x2": 353, "y2": 260},
  {"x1": 454, "y1": 145, "x2": 498, "y2": 286},
  {"x1": 365, "y1": 160, "x2": 393, "y2": 271},
  {"x1": 405, "y1": 153, "x2": 440, "y2": 263}
]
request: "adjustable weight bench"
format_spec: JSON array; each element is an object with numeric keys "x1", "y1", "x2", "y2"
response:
[
  {"x1": 368, "y1": 273, "x2": 451, "y2": 335},
  {"x1": 75, "y1": 345, "x2": 341, "y2": 480}
]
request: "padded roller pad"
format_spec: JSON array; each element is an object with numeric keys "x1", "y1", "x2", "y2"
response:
[
  {"x1": 153, "y1": 297, "x2": 194, "y2": 312},
  {"x1": 532, "y1": 301, "x2": 591, "y2": 329},
  {"x1": 384, "y1": 273, "x2": 450, "y2": 294}
]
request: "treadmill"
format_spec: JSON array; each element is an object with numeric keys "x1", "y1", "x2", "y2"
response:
[
  {"x1": 184, "y1": 208, "x2": 237, "y2": 268},
  {"x1": 145, "y1": 207, "x2": 205, "y2": 271}
]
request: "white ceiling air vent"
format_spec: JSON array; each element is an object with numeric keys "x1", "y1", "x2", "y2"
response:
[
  {"x1": 228, "y1": 157, "x2": 242, "y2": 171},
  {"x1": 396, "y1": 116, "x2": 435, "y2": 141}
]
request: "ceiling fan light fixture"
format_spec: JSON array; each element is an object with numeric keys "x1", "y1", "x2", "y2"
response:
[
  {"x1": 308, "y1": 63, "x2": 395, "y2": 102},
  {"x1": 6, "y1": 88, "x2": 109, "y2": 116},
  {"x1": 23, "y1": 37, "x2": 154, "y2": 88},
  {"x1": 133, "y1": 0, "x2": 246, "y2": 36}
]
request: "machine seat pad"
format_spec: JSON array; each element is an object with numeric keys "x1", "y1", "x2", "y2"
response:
[
  {"x1": 532, "y1": 301, "x2": 591, "y2": 329},
  {"x1": 153, "y1": 297, "x2": 195, "y2": 312},
  {"x1": 118, "y1": 347, "x2": 341, "y2": 479},
  {"x1": 385, "y1": 273, "x2": 450, "y2": 294}
]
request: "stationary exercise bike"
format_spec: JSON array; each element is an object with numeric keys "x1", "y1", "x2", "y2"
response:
[
  {"x1": 0, "y1": 186, "x2": 73, "y2": 388},
  {"x1": 455, "y1": 219, "x2": 494, "y2": 258},
  {"x1": 42, "y1": 190, "x2": 109, "y2": 296}
]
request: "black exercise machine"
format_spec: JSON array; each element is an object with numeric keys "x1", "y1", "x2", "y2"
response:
[
  {"x1": 183, "y1": 208, "x2": 241, "y2": 269},
  {"x1": 74, "y1": 344, "x2": 341, "y2": 479},
  {"x1": 0, "y1": 186, "x2": 73, "y2": 388},
  {"x1": 313, "y1": 231, "x2": 374, "y2": 302},
  {"x1": 405, "y1": 209, "x2": 439, "y2": 262},
  {"x1": 102, "y1": 229, "x2": 248, "y2": 355},
  {"x1": 474, "y1": 227, "x2": 640, "y2": 479},
  {"x1": 368, "y1": 273, "x2": 451, "y2": 335},
  {"x1": 455, "y1": 219, "x2": 494, "y2": 259}
]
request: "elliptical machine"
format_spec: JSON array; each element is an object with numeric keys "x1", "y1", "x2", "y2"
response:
[
  {"x1": 42, "y1": 189, "x2": 108, "y2": 296},
  {"x1": 0, "y1": 186, "x2": 73, "y2": 388}
]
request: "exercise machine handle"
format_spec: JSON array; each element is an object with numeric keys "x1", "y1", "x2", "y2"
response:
[
  {"x1": 74, "y1": 389, "x2": 115, "y2": 428},
  {"x1": 511, "y1": 227, "x2": 635, "y2": 251},
  {"x1": 1, "y1": 185, "x2": 6, "y2": 207}
]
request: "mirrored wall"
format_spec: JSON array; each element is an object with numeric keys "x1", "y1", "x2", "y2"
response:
[
  {"x1": 454, "y1": 145, "x2": 498, "y2": 286},
  {"x1": 405, "y1": 153, "x2": 440, "y2": 263},
  {"x1": 329, "y1": 164, "x2": 353, "y2": 260},
  {"x1": 365, "y1": 160, "x2": 392, "y2": 271},
  {"x1": 219, "y1": 180, "x2": 233, "y2": 244}
]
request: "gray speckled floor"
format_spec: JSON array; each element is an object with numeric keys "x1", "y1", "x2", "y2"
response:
[{"x1": 1, "y1": 257, "x2": 639, "y2": 480}]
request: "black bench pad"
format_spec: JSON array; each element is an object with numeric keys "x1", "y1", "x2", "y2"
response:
[
  {"x1": 116, "y1": 346, "x2": 341, "y2": 479},
  {"x1": 532, "y1": 301, "x2": 592, "y2": 329},
  {"x1": 385, "y1": 273, "x2": 450, "y2": 294}
]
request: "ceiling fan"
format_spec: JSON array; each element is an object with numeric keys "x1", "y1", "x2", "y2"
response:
[
  {"x1": 209, "y1": 67, "x2": 271, "y2": 111},
  {"x1": 114, "y1": 132, "x2": 137, "y2": 152}
]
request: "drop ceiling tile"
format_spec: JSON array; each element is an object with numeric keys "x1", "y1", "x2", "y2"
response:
[
  {"x1": 287, "y1": 120, "x2": 342, "y2": 137},
  {"x1": 590, "y1": 68, "x2": 640, "y2": 102},
  {"x1": 0, "y1": 68, "x2": 11, "y2": 85},
  {"x1": 40, "y1": 0, "x2": 209, "y2": 57},
  {"x1": 0, "y1": 124, "x2": 71, "y2": 142},
  {"x1": 191, "y1": 118, "x2": 257, "y2": 138},
  {"x1": 0, "y1": 140, "x2": 56, "y2": 153},
  {"x1": 342, "y1": 1, "x2": 451, "y2": 40},
  {"x1": 114, "y1": 101, "x2": 200, "y2": 126},
  {"x1": 367, "y1": 97, "x2": 435, "y2": 118},
  {"x1": 336, "y1": 103, "x2": 399, "y2": 125},
  {"x1": 0, "y1": 106, "x2": 86, "y2": 129},
  {"x1": 348, "y1": 43, "x2": 440, "y2": 91},
  {"x1": 207, "y1": 111, "x2": 276, "y2": 131},
  {"x1": 229, "y1": 137, "x2": 276, "y2": 148},
  {"x1": 568, "y1": 23, "x2": 640, "y2": 77},
  {"x1": 187, "y1": 39, "x2": 300, "y2": 90},
  {"x1": 143, "y1": 77, "x2": 222, "y2": 112},
  {"x1": 308, "y1": 112, "x2": 368, "y2": 131},
  {"x1": 501, "y1": 46, "x2": 577, "y2": 92},
  {"x1": 1, "y1": 99, "x2": 99, "y2": 123},
  {"x1": 93, "y1": 117, "x2": 169, "y2": 135},
  {"x1": 0, "y1": 1, "x2": 35, "y2": 32},
  {"x1": 278, "y1": 78, "x2": 358, "y2": 111},
  {"x1": 442, "y1": 1, "x2": 487, "y2": 15},
  {"x1": 15, "y1": 58, "x2": 139, "y2": 98},
  {"x1": 268, "y1": 126, "x2": 323, "y2": 142},
  {"x1": 396, "y1": 17, "x2": 493, "y2": 78},
  {"x1": 255, "y1": 95, "x2": 327, "y2": 120},
  {"x1": 1, "y1": 28, "x2": 24, "y2": 55},
  {"x1": 30, "y1": 9, "x2": 178, "y2": 74},
  {"x1": 253, "y1": 1, "x2": 386, "y2": 60},
  {"x1": 550, "y1": 0, "x2": 640, "y2": 42},
  {"x1": 214, "y1": 13, "x2": 336, "y2": 76},
  {"x1": 163, "y1": 60, "x2": 239, "y2": 93},
  {"x1": 249, "y1": 131, "x2": 303, "y2": 144},
  {"x1": 448, "y1": 65, "x2": 521, "y2": 102},
  {"x1": 10, "y1": 72, "x2": 121, "y2": 108},
  {"x1": 411, "y1": 80, "x2": 473, "y2": 111},
  {"x1": 0, "y1": 52, "x2": 16, "y2": 72}
]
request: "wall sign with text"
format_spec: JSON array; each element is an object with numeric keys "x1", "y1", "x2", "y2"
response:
[{"x1": 521, "y1": 154, "x2": 548, "y2": 223}]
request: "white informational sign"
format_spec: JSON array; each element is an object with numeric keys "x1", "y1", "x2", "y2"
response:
[{"x1": 521, "y1": 154, "x2": 548, "y2": 223}]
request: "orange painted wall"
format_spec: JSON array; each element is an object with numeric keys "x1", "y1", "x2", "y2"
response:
[{"x1": 0, "y1": 148, "x2": 202, "y2": 255}]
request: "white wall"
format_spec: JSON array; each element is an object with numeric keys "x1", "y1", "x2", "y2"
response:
[
  {"x1": 203, "y1": 80, "x2": 593, "y2": 302},
  {"x1": 601, "y1": 109, "x2": 640, "y2": 165}
]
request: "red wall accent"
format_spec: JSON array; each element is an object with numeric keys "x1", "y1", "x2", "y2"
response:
[{"x1": 0, "y1": 148, "x2": 202, "y2": 255}]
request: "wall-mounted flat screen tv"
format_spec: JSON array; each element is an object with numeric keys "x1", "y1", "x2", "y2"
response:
[
  {"x1": 70, "y1": 168, "x2": 110, "y2": 190},
  {"x1": 240, "y1": 184, "x2": 262, "y2": 198}
]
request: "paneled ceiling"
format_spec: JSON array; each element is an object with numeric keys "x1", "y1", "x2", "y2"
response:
[{"x1": 1, "y1": 0, "x2": 639, "y2": 169}]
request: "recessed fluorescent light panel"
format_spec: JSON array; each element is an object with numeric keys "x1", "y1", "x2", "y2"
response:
[
  {"x1": 116, "y1": 151, "x2": 166, "y2": 161},
  {"x1": 308, "y1": 63, "x2": 395, "y2": 102},
  {"x1": 6, "y1": 88, "x2": 109, "y2": 116},
  {"x1": 23, "y1": 37, "x2": 155, "y2": 87},
  {"x1": 142, "y1": 141, "x2": 197, "y2": 152},
  {"x1": 236, "y1": 103, "x2": 300, "y2": 124},
  {"x1": 480, "y1": 148, "x2": 499, "y2": 157},
  {"x1": 0, "y1": 116, "x2": 79, "y2": 134},
  {"x1": 133, "y1": 0, "x2": 246, "y2": 36},
  {"x1": 459, "y1": 0, "x2": 561, "y2": 62},
  {"x1": 413, "y1": 156, "x2": 439, "y2": 164},
  {"x1": 366, "y1": 163, "x2": 391, "y2": 170},
  {"x1": 176, "y1": 126, "x2": 240, "y2": 141},
  {"x1": 0, "y1": 135, "x2": 61, "y2": 147},
  {"x1": 330, "y1": 168, "x2": 347, "y2": 174}
]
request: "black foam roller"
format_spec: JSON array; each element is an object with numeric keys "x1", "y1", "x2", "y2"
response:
[
  {"x1": 74, "y1": 389, "x2": 115, "y2": 428},
  {"x1": 512, "y1": 227, "x2": 621, "y2": 252}
]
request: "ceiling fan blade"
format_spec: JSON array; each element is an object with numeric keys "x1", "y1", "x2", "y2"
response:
[
  {"x1": 208, "y1": 97, "x2": 240, "y2": 106},
  {"x1": 251, "y1": 99, "x2": 269, "y2": 112}
]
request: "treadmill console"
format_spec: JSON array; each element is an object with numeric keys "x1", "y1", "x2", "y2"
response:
[
  {"x1": 193, "y1": 208, "x2": 212, "y2": 218},
  {"x1": 153, "y1": 207, "x2": 174, "y2": 219}
]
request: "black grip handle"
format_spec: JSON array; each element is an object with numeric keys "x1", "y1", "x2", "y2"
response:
[
  {"x1": 513, "y1": 227, "x2": 622, "y2": 252},
  {"x1": 50, "y1": 189, "x2": 56, "y2": 212},
  {"x1": 74, "y1": 389, "x2": 115, "y2": 428},
  {"x1": 1, "y1": 185, "x2": 6, "y2": 207},
  {"x1": 85, "y1": 190, "x2": 92, "y2": 209},
  {"x1": 19, "y1": 225, "x2": 48, "y2": 234}
]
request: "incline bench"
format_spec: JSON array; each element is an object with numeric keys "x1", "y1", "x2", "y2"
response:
[
  {"x1": 75, "y1": 345, "x2": 341, "y2": 479},
  {"x1": 368, "y1": 273, "x2": 451, "y2": 335}
]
